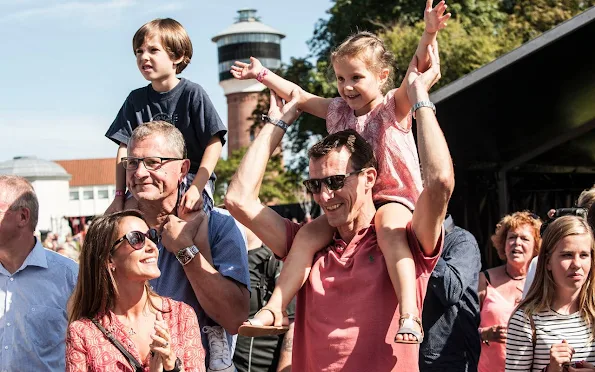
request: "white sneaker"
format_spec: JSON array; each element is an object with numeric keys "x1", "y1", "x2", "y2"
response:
[{"x1": 203, "y1": 325, "x2": 234, "y2": 372}]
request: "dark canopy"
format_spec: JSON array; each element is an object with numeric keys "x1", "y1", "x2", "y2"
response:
[{"x1": 430, "y1": 7, "x2": 595, "y2": 267}]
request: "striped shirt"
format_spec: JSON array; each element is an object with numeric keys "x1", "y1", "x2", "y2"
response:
[{"x1": 505, "y1": 309, "x2": 595, "y2": 371}]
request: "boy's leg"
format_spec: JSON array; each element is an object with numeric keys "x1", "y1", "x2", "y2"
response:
[
  {"x1": 248, "y1": 215, "x2": 335, "y2": 327},
  {"x1": 375, "y1": 203, "x2": 420, "y2": 342}
]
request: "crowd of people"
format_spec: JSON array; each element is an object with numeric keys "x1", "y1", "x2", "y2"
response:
[{"x1": 2, "y1": 1, "x2": 595, "y2": 372}]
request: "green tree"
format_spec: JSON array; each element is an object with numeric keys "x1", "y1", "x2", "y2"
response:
[{"x1": 213, "y1": 147, "x2": 301, "y2": 205}]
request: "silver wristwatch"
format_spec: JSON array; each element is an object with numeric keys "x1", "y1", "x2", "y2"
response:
[{"x1": 175, "y1": 245, "x2": 199, "y2": 266}]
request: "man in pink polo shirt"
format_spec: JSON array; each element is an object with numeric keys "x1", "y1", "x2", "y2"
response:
[{"x1": 226, "y1": 45, "x2": 453, "y2": 371}]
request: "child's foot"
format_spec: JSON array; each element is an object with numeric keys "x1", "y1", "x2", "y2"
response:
[
  {"x1": 238, "y1": 307, "x2": 289, "y2": 337},
  {"x1": 394, "y1": 313, "x2": 424, "y2": 344}
]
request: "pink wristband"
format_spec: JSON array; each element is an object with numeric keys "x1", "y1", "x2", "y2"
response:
[
  {"x1": 115, "y1": 190, "x2": 125, "y2": 197},
  {"x1": 256, "y1": 68, "x2": 269, "y2": 83}
]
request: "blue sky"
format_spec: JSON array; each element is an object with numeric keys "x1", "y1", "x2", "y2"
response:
[{"x1": 0, "y1": 0, "x2": 332, "y2": 162}]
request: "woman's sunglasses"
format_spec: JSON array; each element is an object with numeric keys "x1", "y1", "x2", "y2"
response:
[
  {"x1": 303, "y1": 169, "x2": 366, "y2": 194},
  {"x1": 111, "y1": 229, "x2": 160, "y2": 253}
]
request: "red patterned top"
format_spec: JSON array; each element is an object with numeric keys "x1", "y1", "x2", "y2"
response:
[
  {"x1": 326, "y1": 88, "x2": 423, "y2": 210},
  {"x1": 66, "y1": 298, "x2": 205, "y2": 372}
]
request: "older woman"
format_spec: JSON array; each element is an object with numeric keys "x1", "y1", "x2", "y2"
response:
[
  {"x1": 505, "y1": 216, "x2": 595, "y2": 371},
  {"x1": 478, "y1": 211, "x2": 542, "y2": 372},
  {"x1": 66, "y1": 210, "x2": 205, "y2": 372}
]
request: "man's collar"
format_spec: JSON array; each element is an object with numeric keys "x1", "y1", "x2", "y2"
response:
[
  {"x1": 0, "y1": 238, "x2": 47, "y2": 275},
  {"x1": 443, "y1": 214, "x2": 455, "y2": 235}
]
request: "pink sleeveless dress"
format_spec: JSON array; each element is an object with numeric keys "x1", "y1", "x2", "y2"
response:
[
  {"x1": 326, "y1": 88, "x2": 423, "y2": 211},
  {"x1": 478, "y1": 279, "x2": 517, "y2": 372}
]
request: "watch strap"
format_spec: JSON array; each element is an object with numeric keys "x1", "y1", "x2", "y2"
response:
[
  {"x1": 261, "y1": 114, "x2": 289, "y2": 132},
  {"x1": 175, "y1": 245, "x2": 199, "y2": 266},
  {"x1": 411, "y1": 101, "x2": 436, "y2": 119},
  {"x1": 163, "y1": 357, "x2": 182, "y2": 372}
]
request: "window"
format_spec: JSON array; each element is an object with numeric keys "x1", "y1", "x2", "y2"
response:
[
  {"x1": 69, "y1": 191, "x2": 79, "y2": 201},
  {"x1": 97, "y1": 189, "x2": 109, "y2": 199},
  {"x1": 82, "y1": 190, "x2": 94, "y2": 200}
]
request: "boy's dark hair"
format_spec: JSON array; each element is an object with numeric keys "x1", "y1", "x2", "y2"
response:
[
  {"x1": 133, "y1": 18, "x2": 193, "y2": 74},
  {"x1": 308, "y1": 129, "x2": 377, "y2": 171}
]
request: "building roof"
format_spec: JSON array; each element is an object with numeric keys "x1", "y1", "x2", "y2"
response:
[
  {"x1": 0, "y1": 156, "x2": 71, "y2": 180},
  {"x1": 55, "y1": 158, "x2": 115, "y2": 187},
  {"x1": 212, "y1": 9, "x2": 285, "y2": 42}
]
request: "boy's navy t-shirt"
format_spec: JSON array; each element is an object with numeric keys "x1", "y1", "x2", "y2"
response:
[{"x1": 105, "y1": 78, "x2": 227, "y2": 175}]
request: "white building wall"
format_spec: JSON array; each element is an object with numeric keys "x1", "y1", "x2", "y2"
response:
[
  {"x1": 30, "y1": 179, "x2": 70, "y2": 233},
  {"x1": 65, "y1": 184, "x2": 116, "y2": 217}
]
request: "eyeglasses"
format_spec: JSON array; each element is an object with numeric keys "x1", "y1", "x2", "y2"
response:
[
  {"x1": 121, "y1": 157, "x2": 183, "y2": 170},
  {"x1": 303, "y1": 169, "x2": 366, "y2": 194},
  {"x1": 111, "y1": 229, "x2": 160, "y2": 253}
]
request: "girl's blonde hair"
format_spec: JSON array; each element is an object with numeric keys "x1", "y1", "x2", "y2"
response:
[
  {"x1": 330, "y1": 31, "x2": 395, "y2": 93},
  {"x1": 519, "y1": 215, "x2": 595, "y2": 327}
]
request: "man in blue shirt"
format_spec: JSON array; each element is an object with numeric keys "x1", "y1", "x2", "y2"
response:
[
  {"x1": 0, "y1": 175, "x2": 78, "y2": 371},
  {"x1": 419, "y1": 215, "x2": 481, "y2": 371},
  {"x1": 122, "y1": 121, "x2": 250, "y2": 372}
]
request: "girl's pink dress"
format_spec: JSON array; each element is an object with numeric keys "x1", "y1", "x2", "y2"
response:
[
  {"x1": 478, "y1": 279, "x2": 517, "y2": 372},
  {"x1": 326, "y1": 88, "x2": 423, "y2": 210}
]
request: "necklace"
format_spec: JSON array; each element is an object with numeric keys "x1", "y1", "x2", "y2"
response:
[
  {"x1": 505, "y1": 266, "x2": 526, "y2": 281},
  {"x1": 127, "y1": 327, "x2": 136, "y2": 336}
]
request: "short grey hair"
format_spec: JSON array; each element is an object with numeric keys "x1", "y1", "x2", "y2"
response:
[
  {"x1": 0, "y1": 175, "x2": 39, "y2": 231},
  {"x1": 129, "y1": 121, "x2": 186, "y2": 158}
]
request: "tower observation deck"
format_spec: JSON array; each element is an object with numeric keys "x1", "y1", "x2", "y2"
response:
[{"x1": 212, "y1": 9, "x2": 285, "y2": 153}]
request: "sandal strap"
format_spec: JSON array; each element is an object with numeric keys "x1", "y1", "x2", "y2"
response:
[{"x1": 399, "y1": 313, "x2": 422, "y2": 328}]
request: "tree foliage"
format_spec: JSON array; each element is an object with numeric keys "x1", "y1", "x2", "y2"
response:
[
  {"x1": 251, "y1": 0, "x2": 595, "y2": 174},
  {"x1": 213, "y1": 147, "x2": 301, "y2": 205}
]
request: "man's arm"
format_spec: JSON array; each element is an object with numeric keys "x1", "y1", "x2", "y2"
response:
[
  {"x1": 429, "y1": 228, "x2": 481, "y2": 306},
  {"x1": 225, "y1": 90, "x2": 302, "y2": 258},
  {"x1": 408, "y1": 43, "x2": 455, "y2": 255},
  {"x1": 276, "y1": 322, "x2": 295, "y2": 372},
  {"x1": 162, "y1": 213, "x2": 250, "y2": 334}
]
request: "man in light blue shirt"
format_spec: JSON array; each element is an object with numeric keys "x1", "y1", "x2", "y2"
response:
[{"x1": 0, "y1": 175, "x2": 78, "y2": 372}]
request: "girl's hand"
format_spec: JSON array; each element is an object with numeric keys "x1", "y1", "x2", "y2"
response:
[
  {"x1": 231, "y1": 57, "x2": 263, "y2": 80},
  {"x1": 406, "y1": 42, "x2": 441, "y2": 105},
  {"x1": 424, "y1": 0, "x2": 451, "y2": 34},
  {"x1": 549, "y1": 340, "x2": 575, "y2": 372},
  {"x1": 150, "y1": 312, "x2": 177, "y2": 371}
]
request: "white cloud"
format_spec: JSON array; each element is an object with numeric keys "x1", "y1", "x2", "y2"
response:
[{"x1": 0, "y1": 0, "x2": 186, "y2": 26}]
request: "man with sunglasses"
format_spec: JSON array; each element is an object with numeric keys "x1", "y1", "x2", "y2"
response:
[
  {"x1": 0, "y1": 175, "x2": 78, "y2": 371},
  {"x1": 226, "y1": 45, "x2": 454, "y2": 372},
  {"x1": 121, "y1": 121, "x2": 250, "y2": 372}
]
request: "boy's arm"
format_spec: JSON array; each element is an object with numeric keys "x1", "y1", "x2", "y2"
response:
[
  {"x1": 231, "y1": 57, "x2": 332, "y2": 119},
  {"x1": 394, "y1": 0, "x2": 450, "y2": 119},
  {"x1": 181, "y1": 135, "x2": 223, "y2": 214},
  {"x1": 105, "y1": 143, "x2": 128, "y2": 214}
]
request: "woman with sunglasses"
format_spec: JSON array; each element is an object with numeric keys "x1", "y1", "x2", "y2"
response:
[
  {"x1": 478, "y1": 211, "x2": 542, "y2": 372},
  {"x1": 66, "y1": 210, "x2": 205, "y2": 372},
  {"x1": 505, "y1": 216, "x2": 595, "y2": 372}
]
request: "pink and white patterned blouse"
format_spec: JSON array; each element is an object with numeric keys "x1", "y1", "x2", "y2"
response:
[
  {"x1": 326, "y1": 88, "x2": 423, "y2": 210},
  {"x1": 66, "y1": 297, "x2": 206, "y2": 372}
]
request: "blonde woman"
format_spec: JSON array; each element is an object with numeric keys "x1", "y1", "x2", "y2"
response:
[
  {"x1": 66, "y1": 210, "x2": 205, "y2": 372},
  {"x1": 505, "y1": 216, "x2": 595, "y2": 372}
]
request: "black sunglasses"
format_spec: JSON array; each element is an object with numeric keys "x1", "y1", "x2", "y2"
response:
[
  {"x1": 303, "y1": 169, "x2": 366, "y2": 194},
  {"x1": 111, "y1": 229, "x2": 160, "y2": 253}
]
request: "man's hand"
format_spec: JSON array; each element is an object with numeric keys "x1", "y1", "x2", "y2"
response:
[
  {"x1": 268, "y1": 89, "x2": 302, "y2": 125},
  {"x1": 425, "y1": 0, "x2": 451, "y2": 34},
  {"x1": 548, "y1": 340, "x2": 575, "y2": 372},
  {"x1": 231, "y1": 57, "x2": 263, "y2": 80},
  {"x1": 480, "y1": 325, "x2": 507, "y2": 343},
  {"x1": 179, "y1": 185, "x2": 203, "y2": 218},
  {"x1": 406, "y1": 42, "x2": 442, "y2": 105},
  {"x1": 161, "y1": 212, "x2": 206, "y2": 253}
]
